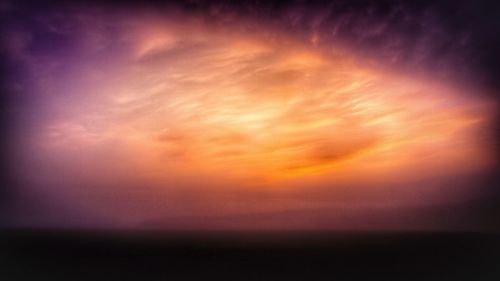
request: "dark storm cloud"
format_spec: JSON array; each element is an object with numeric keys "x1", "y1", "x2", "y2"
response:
[
  {"x1": 3, "y1": 0, "x2": 500, "y2": 86},
  {"x1": 153, "y1": 0, "x2": 500, "y2": 88}
]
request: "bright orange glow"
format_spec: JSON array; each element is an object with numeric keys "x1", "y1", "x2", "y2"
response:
[
  {"x1": 16, "y1": 17, "x2": 496, "y2": 229},
  {"x1": 34, "y1": 22, "x2": 494, "y2": 184}
]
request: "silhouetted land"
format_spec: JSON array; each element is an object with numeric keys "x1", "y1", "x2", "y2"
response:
[{"x1": 1, "y1": 230, "x2": 500, "y2": 280}]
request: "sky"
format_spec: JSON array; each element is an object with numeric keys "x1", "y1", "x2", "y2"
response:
[{"x1": 1, "y1": 0, "x2": 499, "y2": 231}]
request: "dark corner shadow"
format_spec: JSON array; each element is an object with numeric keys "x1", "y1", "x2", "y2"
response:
[{"x1": 1, "y1": 228, "x2": 500, "y2": 280}]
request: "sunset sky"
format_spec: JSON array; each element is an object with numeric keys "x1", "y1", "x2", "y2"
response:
[{"x1": 1, "y1": 0, "x2": 499, "y2": 231}]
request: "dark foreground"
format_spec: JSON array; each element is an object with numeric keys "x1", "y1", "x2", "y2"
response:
[{"x1": 1, "y1": 230, "x2": 500, "y2": 280}]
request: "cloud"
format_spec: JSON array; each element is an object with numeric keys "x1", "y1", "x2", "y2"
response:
[{"x1": 4, "y1": 4, "x2": 497, "y2": 230}]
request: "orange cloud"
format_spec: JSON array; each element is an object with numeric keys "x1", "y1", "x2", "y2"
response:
[{"x1": 15, "y1": 15, "x2": 496, "y2": 229}]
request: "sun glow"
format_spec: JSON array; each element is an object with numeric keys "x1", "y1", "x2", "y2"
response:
[
  {"x1": 10, "y1": 12, "x2": 496, "y2": 229},
  {"x1": 31, "y1": 22, "x2": 493, "y2": 183}
]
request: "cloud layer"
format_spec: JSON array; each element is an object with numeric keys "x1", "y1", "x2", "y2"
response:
[{"x1": 3, "y1": 4, "x2": 497, "y2": 230}]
